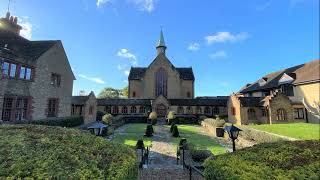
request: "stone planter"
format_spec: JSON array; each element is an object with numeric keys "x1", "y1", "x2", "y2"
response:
[{"x1": 216, "y1": 127, "x2": 225, "y2": 137}]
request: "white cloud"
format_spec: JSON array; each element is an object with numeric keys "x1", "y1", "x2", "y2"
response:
[
  {"x1": 78, "y1": 74, "x2": 105, "y2": 84},
  {"x1": 205, "y1": 32, "x2": 249, "y2": 44},
  {"x1": 187, "y1": 43, "x2": 200, "y2": 51},
  {"x1": 96, "y1": 0, "x2": 110, "y2": 7},
  {"x1": 131, "y1": 0, "x2": 156, "y2": 12},
  {"x1": 117, "y1": 49, "x2": 137, "y2": 65},
  {"x1": 209, "y1": 50, "x2": 227, "y2": 59},
  {"x1": 124, "y1": 70, "x2": 130, "y2": 76},
  {"x1": 19, "y1": 17, "x2": 32, "y2": 39}
]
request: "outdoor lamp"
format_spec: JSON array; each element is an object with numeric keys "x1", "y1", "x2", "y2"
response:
[
  {"x1": 88, "y1": 121, "x2": 107, "y2": 136},
  {"x1": 224, "y1": 124, "x2": 242, "y2": 152}
]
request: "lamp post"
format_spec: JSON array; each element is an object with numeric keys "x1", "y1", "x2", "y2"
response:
[
  {"x1": 224, "y1": 124, "x2": 242, "y2": 152},
  {"x1": 87, "y1": 121, "x2": 107, "y2": 136}
]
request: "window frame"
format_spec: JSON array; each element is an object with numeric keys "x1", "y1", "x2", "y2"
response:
[
  {"x1": 47, "y1": 98, "x2": 59, "y2": 117},
  {"x1": 294, "y1": 108, "x2": 304, "y2": 119},
  {"x1": 50, "y1": 73, "x2": 61, "y2": 87}
]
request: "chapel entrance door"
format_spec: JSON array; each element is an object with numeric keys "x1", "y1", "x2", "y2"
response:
[{"x1": 156, "y1": 104, "x2": 167, "y2": 117}]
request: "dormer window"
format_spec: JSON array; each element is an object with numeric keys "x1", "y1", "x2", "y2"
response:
[{"x1": 258, "y1": 78, "x2": 267, "y2": 86}]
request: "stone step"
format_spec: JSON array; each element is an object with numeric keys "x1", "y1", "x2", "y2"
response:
[{"x1": 139, "y1": 168, "x2": 189, "y2": 180}]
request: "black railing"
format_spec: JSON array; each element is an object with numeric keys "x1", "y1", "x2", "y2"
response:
[
  {"x1": 139, "y1": 146, "x2": 149, "y2": 168},
  {"x1": 178, "y1": 145, "x2": 205, "y2": 180}
]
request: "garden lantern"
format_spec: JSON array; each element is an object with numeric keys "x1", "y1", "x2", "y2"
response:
[
  {"x1": 224, "y1": 124, "x2": 242, "y2": 152},
  {"x1": 87, "y1": 121, "x2": 107, "y2": 136}
]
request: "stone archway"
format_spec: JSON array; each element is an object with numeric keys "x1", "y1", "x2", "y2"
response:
[{"x1": 156, "y1": 103, "x2": 167, "y2": 117}]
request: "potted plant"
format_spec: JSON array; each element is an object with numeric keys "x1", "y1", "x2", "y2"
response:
[
  {"x1": 172, "y1": 125, "x2": 180, "y2": 137},
  {"x1": 214, "y1": 115, "x2": 226, "y2": 137}
]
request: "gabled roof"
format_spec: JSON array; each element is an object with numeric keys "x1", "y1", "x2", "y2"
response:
[
  {"x1": 72, "y1": 96, "x2": 89, "y2": 105},
  {"x1": 129, "y1": 67, "x2": 194, "y2": 81},
  {"x1": 0, "y1": 29, "x2": 57, "y2": 60},
  {"x1": 169, "y1": 98, "x2": 228, "y2": 106},
  {"x1": 240, "y1": 60, "x2": 320, "y2": 93}
]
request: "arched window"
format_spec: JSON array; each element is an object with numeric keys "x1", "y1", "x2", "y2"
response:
[
  {"x1": 130, "y1": 106, "x2": 137, "y2": 113},
  {"x1": 186, "y1": 106, "x2": 193, "y2": 114},
  {"x1": 139, "y1": 106, "x2": 145, "y2": 113},
  {"x1": 122, "y1": 106, "x2": 128, "y2": 114},
  {"x1": 204, "y1": 106, "x2": 211, "y2": 115},
  {"x1": 213, "y1": 106, "x2": 219, "y2": 115},
  {"x1": 277, "y1": 108, "x2": 286, "y2": 120},
  {"x1": 155, "y1": 67, "x2": 167, "y2": 97},
  {"x1": 112, "y1": 106, "x2": 118, "y2": 114},
  {"x1": 247, "y1": 108, "x2": 256, "y2": 120},
  {"x1": 105, "y1": 106, "x2": 111, "y2": 114},
  {"x1": 196, "y1": 107, "x2": 202, "y2": 114},
  {"x1": 177, "y1": 106, "x2": 184, "y2": 114},
  {"x1": 187, "y1": 92, "x2": 191, "y2": 98},
  {"x1": 132, "y1": 92, "x2": 136, "y2": 98}
]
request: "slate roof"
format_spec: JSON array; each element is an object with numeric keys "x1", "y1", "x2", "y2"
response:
[
  {"x1": 97, "y1": 99, "x2": 152, "y2": 106},
  {"x1": 168, "y1": 98, "x2": 228, "y2": 106},
  {"x1": 238, "y1": 97, "x2": 264, "y2": 107},
  {"x1": 72, "y1": 96, "x2": 89, "y2": 105},
  {"x1": 128, "y1": 67, "x2": 194, "y2": 81},
  {"x1": 0, "y1": 29, "x2": 57, "y2": 60},
  {"x1": 240, "y1": 60, "x2": 320, "y2": 93}
]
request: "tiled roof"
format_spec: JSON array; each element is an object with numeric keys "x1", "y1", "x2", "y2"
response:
[
  {"x1": 128, "y1": 67, "x2": 194, "y2": 80},
  {"x1": 168, "y1": 98, "x2": 228, "y2": 106},
  {"x1": 240, "y1": 60, "x2": 320, "y2": 93},
  {"x1": 238, "y1": 97, "x2": 264, "y2": 107},
  {"x1": 72, "y1": 96, "x2": 89, "y2": 105},
  {"x1": 97, "y1": 99, "x2": 152, "y2": 106},
  {"x1": 0, "y1": 30, "x2": 57, "y2": 60}
]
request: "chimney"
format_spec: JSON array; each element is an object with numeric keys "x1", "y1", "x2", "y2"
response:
[{"x1": 0, "y1": 12, "x2": 22, "y2": 35}]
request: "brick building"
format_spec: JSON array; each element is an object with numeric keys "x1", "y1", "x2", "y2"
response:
[
  {"x1": 0, "y1": 12, "x2": 75, "y2": 122},
  {"x1": 97, "y1": 30, "x2": 228, "y2": 117},
  {"x1": 228, "y1": 59, "x2": 320, "y2": 124}
]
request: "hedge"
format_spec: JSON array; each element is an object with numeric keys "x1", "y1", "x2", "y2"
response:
[
  {"x1": 30, "y1": 116, "x2": 84, "y2": 127},
  {"x1": 204, "y1": 140, "x2": 320, "y2": 180},
  {"x1": 171, "y1": 115, "x2": 198, "y2": 124},
  {"x1": 0, "y1": 125, "x2": 138, "y2": 179}
]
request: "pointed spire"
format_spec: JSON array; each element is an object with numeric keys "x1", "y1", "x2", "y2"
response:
[
  {"x1": 156, "y1": 28, "x2": 167, "y2": 55},
  {"x1": 157, "y1": 28, "x2": 166, "y2": 47}
]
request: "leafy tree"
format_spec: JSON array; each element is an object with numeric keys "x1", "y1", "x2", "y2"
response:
[
  {"x1": 167, "y1": 111, "x2": 176, "y2": 124},
  {"x1": 98, "y1": 87, "x2": 120, "y2": 98},
  {"x1": 149, "y1": 112, "x2": 157, "y2": 125},
  {"x1": 102, "y1": 114, "x2": 113, "y2": 125},
  {"x1": 121, "y1": 86, "x2": 128, "y2": 98}
]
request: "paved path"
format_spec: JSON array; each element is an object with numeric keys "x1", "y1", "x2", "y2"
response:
[{"x1": 139, "y1": 123, "x2": 187, "y2": 180}]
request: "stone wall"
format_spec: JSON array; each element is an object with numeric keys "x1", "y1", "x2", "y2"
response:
[
  {"x1": 228, "y1": 95, "x2": 242, "y2": 125},
  {"x1": 83, "y1": 93, "x2": 97, "y2": 124},
  {"x1": 269, "y1": 94, "x2": 293, "y2": 123}
]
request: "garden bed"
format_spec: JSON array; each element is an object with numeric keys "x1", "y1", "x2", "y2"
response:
[
  {"x1": 0, "y1": 124, "x2": 138, "y2": 179},
  {"x1": 204, "y1": 140, "x2": 320, "y2": 179}
]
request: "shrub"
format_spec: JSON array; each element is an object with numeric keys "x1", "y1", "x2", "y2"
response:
[
  {"x1": 30, "y1": 116, "x2": 84, "y2": 127},
  {"x1": 167, "y1": 111, "x2": 176, "y2": 124},
  {"x1": 199, "y1": 115, "x2": 207, "y2": 121},
  {"x1": 203, "y1": 118, "x2": 225, "y2": 127},
  {"x1": 190, "y1": 149, "x2": 212, "y2": 162},
  {"x1": 172, "y1": 125, "x2": 180, "y2": 137},
  {"x1": 149, "y1": 112, "x2": 157, "y2": 125},
  {"x1": 102, "y1": 114, "x2": 113, "y2": 125},
  {"x1": 135, "y1": 139, "x2": 145, "y2": 149},
  {"x1": 151, "y1": 118, "x2": 157, "y2": 125},
  {"x1": 144, "y1": 125, "x2": 154, "y2": 137},
  {"x1": 170, "y1": 123, "x2": 176, "y2": 133},
  {"x1": 96, "y1": 111, "x2": 106, "y2": 121},
  {"x1": 0, "y1": 124, "x2": 138, "y2": 179},
  {"x1": 204, "y1": 140, "x2": 320, "y2": 180}
]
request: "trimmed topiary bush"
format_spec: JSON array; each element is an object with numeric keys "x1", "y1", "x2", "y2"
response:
[
  {"x1": 190, "y1": 149, "x2": 213, "y2": 162},
  {"x1": 172, "y1": 125, "x2": 180, "y2": 137},
  {"x1": 144, "y1": 125, "x2": 154, "y2": 137},
  {"x1": 30, "y1": 116, "x2": 84, "y2": 127},
  {"x1": 0, "y1": 124, "x2": 138, "y2": 179},
  {"x1": 167, "y1": 111, "x2": 176, "y2": 125},
  {"x1": 149, "y1": 112, "x2": 157, "y2": 125},
  {"x1": 204, "y1": 140, "x2": 320, "y2": 180},
  {"x1": 170, "y1": 123, "x2": 176, "y2": 133},
  {"x1": 102, "y1": 113, "x2": 113, "y2": 125},
  {"x1": 135, "y1": 139, "x2": 145, "y2": 149}
]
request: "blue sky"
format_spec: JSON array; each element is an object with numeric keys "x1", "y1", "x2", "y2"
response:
[{"x1": 1, "y1": 0, "x2": 319, "y2": 96}]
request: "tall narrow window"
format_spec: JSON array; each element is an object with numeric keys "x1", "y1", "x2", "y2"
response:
[
  {"x1": 89, "y1": 106, "x2": 94, "y2": 115},
  {"x1": 213, "y1": 107, "x2": 220, "y2": 115},
  {"x1": 139, "y1": 106, "x2": 145, "y2": 113},
  {"x1": 47, "y1": 98, "x2": 58, "y2": 117},
  {"x1": 19, "y1": 66, "x2": 32, "y2": 80},
  {"x1": 177, "y1": 106, "x2": 184, "y2": 114},
  {"x1": 276, "y1": 108, "x2": 286, "y2": 121},
  {"x1": 2, "y1": 97, "x2": 13, "y2": 121},
  {"x1": 155, "y1": 68, "x2": 167, "y2": 97},
  {"x1": 204, "y1": 106, "x2": 211, "y2": 115},
  {"x1": 247, "y1": 108, "x2": 256, "y2": 120},
  {"x1": 51, "y1": 73, "x2": 61, "y2": 87},
  {"x1": 130, "y1": 106, "x2": 137, "y2": 113},
  {"x1": 122, "y1": 106, "x2": 128, "y2": 114}
]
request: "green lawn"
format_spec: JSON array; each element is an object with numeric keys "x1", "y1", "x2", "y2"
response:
[
  {"x1": 167, "y1": 125, "x2": 226, "y2": 155},
  {"x1": 247, "y1": 123, "x2": 320, "y2": 140},
  {"x1": 112, "y1": 123, "x2": 152, "y2": 147}
]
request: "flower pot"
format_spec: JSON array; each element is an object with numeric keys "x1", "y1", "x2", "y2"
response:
[{"x1": 216, "y1": 127, "x2": 224, "y2": 137}]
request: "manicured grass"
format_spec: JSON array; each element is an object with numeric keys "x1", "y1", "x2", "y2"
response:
[
  {"x1": 247, "y1": 123, "x2": 320, "y2": 140},
  {"x1": 168, "y1": 125, "x2": 226, "y2": 155},
  {"x1": 112, "y1": 123, "x2": 152, "y2": 147}
]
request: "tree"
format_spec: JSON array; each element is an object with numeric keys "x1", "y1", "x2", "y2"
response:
[
  {"x1": 121, "y1": 86, "x2": 128, "y2": 98},
  {"x1": 98, "y1": 87, "x2": 120, "y2": 98}
]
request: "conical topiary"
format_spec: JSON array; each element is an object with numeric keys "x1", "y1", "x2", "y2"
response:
[
  {"x1": 135, "y1": 139, "x2": 145, "y2": 149},
  {"x1": 170, "y1": 123, "x2": 176, "y2": 133},
  {"x1": 144, "y1": 125, "x2": 154, "y2": 137},
  {"x1": 172, "y1": 125, "x2": 180, "y2": 137}
]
